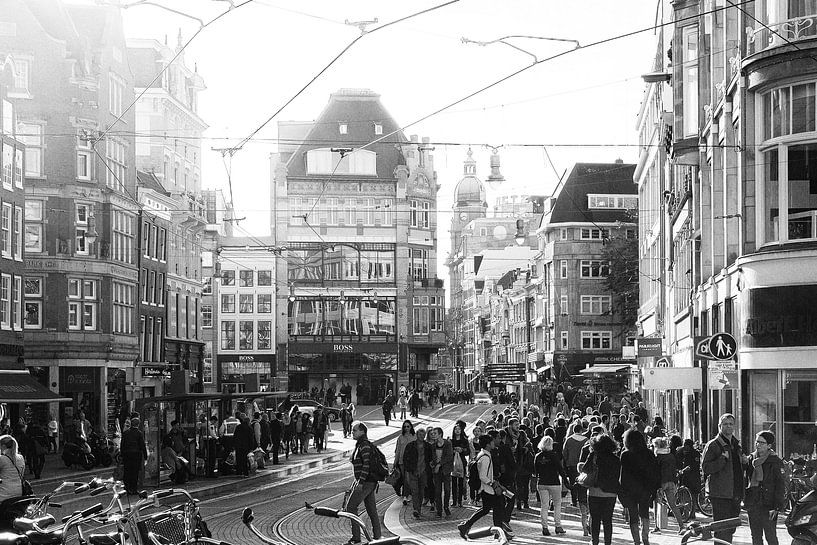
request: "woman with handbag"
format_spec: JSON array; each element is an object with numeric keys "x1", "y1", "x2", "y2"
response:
[
  {"x1": 451, "y1": 423, "x2": 469, "y2": 508},
  {"x1": 580, "y1": 433, "x2": 620, "y2": 545},
  {"x1": 744, "y1": 431, "x2": 785, "y2": 545},
  {"x1": 619, "y1": 429, "x2": 660, "y2": 545}
]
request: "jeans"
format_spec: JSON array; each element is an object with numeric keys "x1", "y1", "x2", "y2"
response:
[
  {"x1": 236, "y1": 448, "x2": 249, "y2": 476},
  {"x1": 516, "y1": 474, "x2": 531, "y2": 507},
  {"x1": 315, "y1": 430, "x2": 325, "y2": 451},
  {"x1": 502, "y1": 482, "x2": 517, "y2": 522},
  {"x1": 711, "y1": 497, "x2": 742, "y2": 544},
  {"x1": 203, "y1": 438, "x2": 217, "y2": 476},
  {"x1": 405, "y1": 471, "x2": 426, "y2": 513},
  {"x1": 345, "y1": 480, "x2": 382, "y2": 541},
  {"x1": 452, "y1": 476, "x2": 465, "y2": 506},
  {"x1": 589, "y1": 496, "x2": 616, "y2": 545},
  {"x1": 659, "y1": 481, "x2": 685, "y2": 526},
  {"x1": 271, "y1": 439, "x2": 280, "y2": 464},
  {"x1": 399, "y1": 408, "x2": 406, "y2": 420},
  {"x1": 433, "y1": 472, "x2": 451, "y2": 514},
  {"x1": 747, "y1": 507, "x2": 779, "y2": 545},
  {"x1": 122, "y1": 452, "x2": 143, "y2": 493},
  {"x1": 462, "y1": 491, "x2": 504, "y2": 530},
  {"x1": 538, "y1": 484, "x2": 563, "y2": 528}
]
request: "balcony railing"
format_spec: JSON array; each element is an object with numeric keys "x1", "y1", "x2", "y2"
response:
[{"x1": 748, "y1": 14, "x2": 817, "y2": 55}]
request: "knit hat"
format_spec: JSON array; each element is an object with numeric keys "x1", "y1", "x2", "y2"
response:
[{"x1": 757, "y1": 430, "x2": 775, "y2": 446}]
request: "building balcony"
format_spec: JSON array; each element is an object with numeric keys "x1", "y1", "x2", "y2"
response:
[{"x1": 747, "y1": 15, "x2": 817, "y2": 57}]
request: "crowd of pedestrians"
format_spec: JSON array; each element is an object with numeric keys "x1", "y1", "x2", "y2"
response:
[{"x1": 339, "y1": 389, "x2": 786, "y2": 545}]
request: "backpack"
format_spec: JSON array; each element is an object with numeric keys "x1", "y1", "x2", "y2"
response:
[
  {"x1": 469, "y1": 453, "x2": 489, "y2": 490},
  {"x1": 367, "y1": 441, "x2": 389, "y2": 481}
]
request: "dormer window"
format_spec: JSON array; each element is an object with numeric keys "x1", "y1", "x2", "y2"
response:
[
  {"x1": 339, "y1": 123, "x2": 348, "y2": 135},
  {"x1": 374, "y1": 123, "x2": 383, "y2": 135}
]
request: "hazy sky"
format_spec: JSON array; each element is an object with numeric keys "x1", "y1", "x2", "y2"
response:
[{"x1": 115, "y1": 0, "x2": 658, "y2": 278}]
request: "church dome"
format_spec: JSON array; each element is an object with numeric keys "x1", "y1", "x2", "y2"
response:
[{"x1": 454, "y1": 148, "x2": 486, "y2": 205}]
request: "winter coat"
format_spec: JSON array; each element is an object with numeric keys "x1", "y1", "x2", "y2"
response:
[
  {"x1": 702, "y1": 434, "x2": 744, "y2": 500},
  {"x1": 403, "y1": 439, "x2": 432, "y2": 474},
  {"x1": 619, "y1": 447, "x2": 660, "y2": 505},
  {"x1": 534, "y1": 449, "x2": 568, "y2": 486},
  {"x1": 744, "y1": 452, "x2": 786, "y2": 511}
]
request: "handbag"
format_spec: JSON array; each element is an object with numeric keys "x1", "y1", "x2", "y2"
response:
[
  {"x1": 452, "y1": 453, "x2": 464, "y2": 478},
  {"x1": 576, "y1": 455, "x2": 598, "y2": 488},
  {"x1": 5, "y1": 454, "x2": 33, "y2": 495},
  {"x1": 385, "y1": 466, "x2": 402, "y2": 487}
]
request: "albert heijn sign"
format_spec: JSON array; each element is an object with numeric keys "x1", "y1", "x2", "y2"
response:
[{"x1": 695, "y1": 332, "x2": 738, "y2": 361}]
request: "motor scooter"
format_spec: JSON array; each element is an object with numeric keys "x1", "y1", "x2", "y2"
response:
[
  {"x1": 62, "y1": 438, "x2": 95, "y2": 470},
  {"x1": 787, "y1": 472, "x2": 817, "y2": 545}
]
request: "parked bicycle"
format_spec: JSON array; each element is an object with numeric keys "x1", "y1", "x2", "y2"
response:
[{"x1": 680, "y1": 517, "x2": 741, "y2": 545}]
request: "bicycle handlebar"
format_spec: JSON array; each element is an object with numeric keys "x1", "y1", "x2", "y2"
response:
[
  {"x1": 304, "y1": 502, "x2": 370, "y2": 542},
  {"x1": 681, "y1": 517, "x2": 741, "y2": 543}
]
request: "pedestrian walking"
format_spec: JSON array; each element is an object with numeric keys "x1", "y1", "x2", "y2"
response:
[
  {"x1": 47, "y1": 414, "x2": 59, "y2": 453},
  {"x1": 343, "y1": 422, "x2": 382, "y2": 545},
  {"x1": 744, "y1": 431, "x2": 785, "y2": 545},
  {"x1": 468, "y1": 426, "x2": 484, "y2": 505},
  {"x1": 341, "y1": 404, "x2": 353, "y2": 438},
  {"x1": 583, "y1": 433, "x2": 620, "y2": 545},
  {"x1": 202, "y1": 416, "x2": 219, "y2": 477},
  {"x1": 702, "y1": 413, "x2": 747, "y2": 544},
  {"x1": 619, "y1": 429, "x2": 660, "y2": 545},
  {"x1": 233, "y1": 414, "x2": 254, "y2": 477},
  {"x1": 394, "y1": 420, "x2": 415, "y2": 505},
  {"x1": 457, "y1": 433, "x2": 512, "y2": 540},
  {"x1": 677, "y1": 439, "x2": 702, "y2": 515},
  {"x1": 494, "y1": 429, "x2": 518, "y2": 528},
  {"x1": 313, "y1": 407, "x2": 328, "y2": 453},
  {"x1": 534, "y1": 435, "x2": 569, "y2": 536},
  {"x1": 403, "y1": 427, "x2": 432, "y2": 518},
  {"x1": 515, "y1": 433, "x2": 535, "y2": 510},
  {"x1": 382, "y1": 394, "x2": 394, "y2": 427},
  {"x1": 120, "y1": 417, "x2": 147, "y2": 495},
  {"x1": 451, "y1": 423, "x2": 470, "y2": 508},
  {"x1": 397, "y1": 393, "x2": 408, "y2": 421},
  {"x1": 0, "y1": 435, "x2": 25, "y2": 502},
  {"x1": 259, "y1": 412, "x2": 271, "y2": 458},
  {"x1": 27, "y1": 421, "x2": 48, "y2": 479},
  {"x1": 269, "y1": 412, "x2": 282, "y2": 465},
  {"x1": 429, "y1": 427, "x2": 453, "y2": 518},
  {"x1": 563, "y1": 419, "x2": 589, "y2": 508},
  {"x1": 652, "y1": 436, "x2": 685, "y2": 531}
]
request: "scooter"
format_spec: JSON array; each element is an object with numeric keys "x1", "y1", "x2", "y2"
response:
[
  {"x1": 787, "y1": 473, "x2": 817, "y2": 545},
  {"x1": 88, "y1": 432, "x2": 113, "y2": 467},
  {"x1": 62, "y1": 438, "x2": 95, "y2": 470}
]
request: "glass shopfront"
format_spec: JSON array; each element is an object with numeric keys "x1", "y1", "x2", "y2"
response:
[
  {"x1": 288, "y1": 345, "x2": 398, "y2": 404},
  {"x1": 288, "y1": 296, "x2": 396, "y2": 338}
]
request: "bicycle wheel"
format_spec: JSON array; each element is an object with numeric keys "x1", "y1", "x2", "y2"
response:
[
  {"x1": 675, "y1": 486, "x2": 694, "y2": 522},
  {"x1": 698, "y1": 489, "x2": 712, "y2": 516}
]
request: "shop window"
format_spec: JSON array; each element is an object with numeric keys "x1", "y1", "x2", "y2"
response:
[
  {"x1": 750, "y1": 371, "x2": 778, "y2": 449},
  {"x1": 783, "y1": 370, "x2": 817, "y2": 458},
  {"x1": 239, "y1": 270, "x2": 254, "y2": 287},
  {"x1": 221, "y1": 270, "x2": 235, "y2": 286},
  {"x1": 220, "y1": 321, "x2": 235, "y2": 350}
]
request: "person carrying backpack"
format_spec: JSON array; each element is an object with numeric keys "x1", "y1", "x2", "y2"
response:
[{"x1": 343, "y1": 422, "x2": 382, "y2": 545}]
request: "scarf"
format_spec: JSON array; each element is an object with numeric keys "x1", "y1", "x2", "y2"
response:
[{"x1": 749, "y1": 449, "x2": 771, "y2": 487}]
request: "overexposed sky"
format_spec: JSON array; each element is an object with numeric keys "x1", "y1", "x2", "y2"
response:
[{"x1": 116, "y1": 0, "x2": 658, "y2": 278}]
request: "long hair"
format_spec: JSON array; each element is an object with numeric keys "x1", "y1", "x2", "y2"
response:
[
  {"x1": 590, "y1": 433, "x2": 618, "y2": 455},
  {"x1": 401, "y1": 420, "x2": 415, "y2": 436},
  {"x1": 0, "y1": 434, "x2": 19, "y2": 458}
]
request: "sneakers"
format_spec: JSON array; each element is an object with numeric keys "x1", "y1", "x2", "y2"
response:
[
  {"x1": 457, "y1": 523, "x2": 468, "y2": 540},
  {"x1": 542, "y1": 527, "x2": 550, "y2": 536},
  {"x1": 555, "y1": 526, "x2": 566, "y2": 535}
]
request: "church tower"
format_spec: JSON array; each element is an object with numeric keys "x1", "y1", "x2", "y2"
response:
[{"x1": 449, "y1": 148, "x2": 488, "y2": 253}]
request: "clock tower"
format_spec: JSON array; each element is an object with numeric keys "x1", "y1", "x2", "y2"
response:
[{"x1": 449, "y1": 148, "x2": 488, "y2": 253}]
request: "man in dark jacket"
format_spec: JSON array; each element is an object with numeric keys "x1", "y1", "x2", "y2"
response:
[
  {"x1": 233, "y1": 414, "x2": 254, "y2": 477},
  {"x1": 403, "y1": 428, "x2": 432, "y2": 518},
  {"x1": 429, "y1": 427, "x2": 454, "y2": 518},
  {"x1": 382, "y1": 395, "x2": 394, "y2": 427},
  {"x1": 702, "y1": 413, "x2": 747, "y2": 543},
  {"x1": 269, "y1": 412, "x2": 282, "y2": 465},
  {"x1": 121, "y1": 417, "x2": 148, "y2": 494}
]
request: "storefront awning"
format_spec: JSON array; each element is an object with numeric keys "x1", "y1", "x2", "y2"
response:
[
  {"x1": 578, "y1": 365, "x2": 631, "y2": 375},
  {"x1": 0, "y1": 370, "x2": 71, "y2": 402}
]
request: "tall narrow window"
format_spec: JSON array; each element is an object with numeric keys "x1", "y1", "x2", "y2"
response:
[
  {"x1": 682, "y1": 26, "x2": 699, "y2": 136},
  {"x1": 18, "y1": 123, "x2": 43, "y2": 177}
]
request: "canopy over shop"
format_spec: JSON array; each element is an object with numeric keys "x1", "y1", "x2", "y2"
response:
[
  {"x1": 578, "y1": 363, "x2": 637, "y2": 399},
  {"x1": 0, "y1": 369, "x2": 71, "y2": 424}
]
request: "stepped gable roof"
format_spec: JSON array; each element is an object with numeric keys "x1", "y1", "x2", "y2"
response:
[
  {"x1": 286, "y1": 88, "x2": 408, "y2": 179},
  {"x1": 549, "y1": 162, "x2": 637, "y2": 224}
]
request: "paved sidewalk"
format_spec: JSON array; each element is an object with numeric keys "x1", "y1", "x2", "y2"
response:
[
  {"x1": 384, "y1": 495, "x2": 791, "y2": 544},
  {"x1": 29, "y1": 405, "x2": 406, "y2": 514}
]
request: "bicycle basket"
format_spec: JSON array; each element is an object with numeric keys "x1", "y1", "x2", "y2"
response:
[{"x1": 136, "y1": 511, "x2": 189, "y2": 545}]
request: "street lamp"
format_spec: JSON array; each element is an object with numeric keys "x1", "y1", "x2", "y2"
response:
[{"x1": 84, "y1": 214, "x2": 99, "y2": 245}]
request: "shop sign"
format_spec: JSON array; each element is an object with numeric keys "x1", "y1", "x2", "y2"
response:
[
  {"x1": 637, "y1": 337, "x2": 662, "y2": 357},
  {"x1": 142, "y1": 366, "x2": 171, "y2": 378},
  {"x1": 63, "y1": 368, "x2": 96, "y2": 392},
  {"x1": 743, "y1": 285, "x2": 817, "y2": 348},
  {"x1": 288, "y1": 342, "x2": 398, "y2": 354}
]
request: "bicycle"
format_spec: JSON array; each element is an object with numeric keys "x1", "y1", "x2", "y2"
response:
[
  {"x1": 656, "y1": 475, "x2": 695, "y2": 523},
  {"x1": 680, "y1": 517, "x2": 741, "y2": 545}
]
